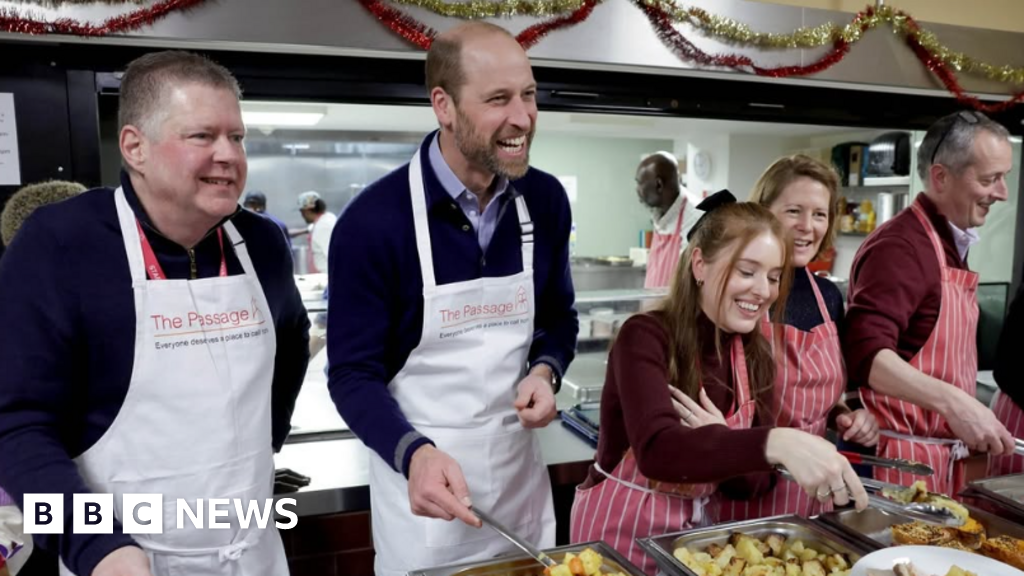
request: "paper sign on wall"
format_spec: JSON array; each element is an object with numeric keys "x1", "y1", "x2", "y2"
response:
[
  {"x1": 557, "y1": 175, "x2": 577, "y2": 203},
  {"x1": 0, "y1": 93, "x2": 21, "y2": 186}
]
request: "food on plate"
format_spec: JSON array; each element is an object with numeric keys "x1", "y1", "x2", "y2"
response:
[
  {"x1": 673, "y1": 533, "x2": 852, "y2": 576},
  {"x1": 542, "y1": 548, "x2": 627, "y2": 576},
  {"x1": 979, "y1": 535, "x2": 1024, "y2": 570},
  {"x1": 866, "y1": 561, "x2": 976, "y2": 576},
  {"x1": 881, "y1": 482, "x2": 969, "y2": 522}
]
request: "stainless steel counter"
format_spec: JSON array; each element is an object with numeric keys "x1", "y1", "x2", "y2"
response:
[{"x1": 275, "y1": 420, "x2": 597, "y2": 517}]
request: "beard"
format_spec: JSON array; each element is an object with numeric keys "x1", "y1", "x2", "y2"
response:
[{"x1": 454, "y1": 106, "x2": 533, "y2": 180}]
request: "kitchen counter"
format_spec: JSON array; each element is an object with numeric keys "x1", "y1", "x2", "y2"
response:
[{"x1": 275, "y1": 420, "x2": 597, "y2": 517}]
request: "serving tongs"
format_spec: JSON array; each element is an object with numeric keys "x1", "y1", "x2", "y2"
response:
[
  {"x1": 776, "y1": 469, "x2": 963, "y2": 527},
  {"x1": 838, "y1": 451, "x2": 934, "y2": 476},
  {"x1": 1013, "y1": 438, "x2": 1024, "y2": 456},
  {"x1": 860, "y1": 477, "x2": 965, "y2": 527},
  {"x1": 471, "y1": 505, "x2": 558, "y2": 569}
]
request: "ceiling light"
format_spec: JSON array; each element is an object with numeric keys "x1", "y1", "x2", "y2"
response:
[
  {"x1": 283, "y1": 143, "x2": 310, "y2": 151},
  {"x1": 243, "y1": 111, "x2": 324, "y2": 127}
]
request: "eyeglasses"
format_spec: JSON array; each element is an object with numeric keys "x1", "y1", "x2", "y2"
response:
[{"x1": 930, "y1": 110, "x2": 981, "y2": 165}]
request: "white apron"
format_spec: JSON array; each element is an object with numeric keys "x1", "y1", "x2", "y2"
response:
[
  {"x1": 368, "y1": 151, "x2": 556, "y2": 576},
  {"x1": 60, "y1": 188, "x2": 286, "y2": 576}
]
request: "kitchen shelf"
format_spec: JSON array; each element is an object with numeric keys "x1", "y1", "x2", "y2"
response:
[{"x1": 863, "y1": 175, "x2": 911, "y2": 186}]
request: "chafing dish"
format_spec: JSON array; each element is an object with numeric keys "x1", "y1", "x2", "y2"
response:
[
  {"x1": 964, "y1": 473, "x2": 1024, "y2": 521},
  {"x1": 636, "y1": 515, "x2": 873, "y2": 576},
  {"x1": 820, "y1": 502, "x2": 1024, "y2": 549},
  {"x1": 408, "y1": 541, "x2": 645, "y2": 576}
]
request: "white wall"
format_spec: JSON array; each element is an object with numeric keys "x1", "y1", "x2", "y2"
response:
[
  {"x1": 676, "y1": 135, "x2": 730, "y2": 199},
  {"x1": 728, "y1": 135, "x2": 806, "y2": 201},
  {"x1": 529, "y1": 134, "x2": 673, "y2": 257}
]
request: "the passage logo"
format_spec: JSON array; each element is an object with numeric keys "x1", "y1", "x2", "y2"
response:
[{"x1": 23, "y1": 494, "x2": 297, "y2": 534}]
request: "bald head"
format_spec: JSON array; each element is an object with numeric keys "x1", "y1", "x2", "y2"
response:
[
  {"x1": 426, "y1": 21, "x2": 521, "y2": 103},
  {"x1": 636, "y1": 152, "x2": 681, "y2": 213}
]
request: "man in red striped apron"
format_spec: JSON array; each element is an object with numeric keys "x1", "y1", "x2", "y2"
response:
[
  {"x1": 989, "y1": 277, "x2": 1024, "y2": 476},
  {"x1": 845, "y1": 111, "x2": 1015, "y2": 497},
  {"x1": 636, "y1": 152, "x2": 701, "y2": 288}
]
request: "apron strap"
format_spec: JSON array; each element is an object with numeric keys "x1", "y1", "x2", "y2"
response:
[
  {"x1": 805, "y1": 268, "x2": 832, "y2": 322},
  {"x1": 879, "y1": 429, "x2": 969, "y2": 487},
  {"x1": 514, "y1": 194, "x2": 534, "y2": 272},
  {"x1": 140, "y1": 536, "x2": 255, "y2": 563},
  {"x1": 592, "y1": 461, "x2": 711, "y2": 523},
  {"x1": 909, "y1": 201, "x2": 953, "y2": 272},
  {"x1": 223, "y1": 221, "x2": 258, "y2": 278},
  {"x1": 408, "y1": 149, "x2": 438, "y2": 290},
  {"x1": 114, "y1": 188, "x2": 148, "y2": 285}
]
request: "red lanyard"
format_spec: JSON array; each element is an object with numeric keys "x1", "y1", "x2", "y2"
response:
[{"x1": 136, "y1": 219, "x2": 227, "y2": 280}]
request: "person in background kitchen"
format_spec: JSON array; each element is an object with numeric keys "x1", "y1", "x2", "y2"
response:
[
  {"x1": 988, "y1": 267, "x2": 1024, "y2": 477},
  {"x1": 243, "y1": 190, "x2": 292, "y2": 247},
  {"x1": 296, "y1": 190, "x2": 336, "y2": 274},
  {"x1": 0, "y1": 50, "x2": 310, "y2": 576},
  {"x1": 571, "y1": 191, "x2": 868, "y2": 576},
  {"x1": 636, "y1": 151, "x2": 704, "y2": 288},
  {"x1": 844, "y1": 110, "x2": 1014, "y2": 496},
  {"x1": 327, "y1": 21, "x2": 577, "y2": 576},
  {"x1": 711, "y1": 155, "x2": 879, "y2": 523},
  {"x1": 0, "y1": 180, "x2": 86, "y2": 576}
]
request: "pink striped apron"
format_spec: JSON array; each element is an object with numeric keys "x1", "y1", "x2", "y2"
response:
[
  {"x1": 569, "y1": 336, "x2": 756, "y2": 575},
  {"x1": 644, "y1": 197, "x2": 687, "y2": 289},
  {"x1": 988, "y1": 391, "x2": 1024, "y2": 476},
  {"x1": 720, "y1": 269, "x2": 845, "y2": 520},
  {"x1": 859, "y1": 200, "x2": 978, "y2": 497}
]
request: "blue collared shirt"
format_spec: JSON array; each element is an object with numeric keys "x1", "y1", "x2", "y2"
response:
[{"x1": 428, "y1": 133, "x2": 511, "y2": 253}]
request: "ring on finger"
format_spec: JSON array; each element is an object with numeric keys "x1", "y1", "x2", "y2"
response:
[
  {"x1": 830, "y1": 484, "x2": 848, "y2": 497},
  {"x1": 816, "y1": 487, "x2": 832, "y2": 500}
]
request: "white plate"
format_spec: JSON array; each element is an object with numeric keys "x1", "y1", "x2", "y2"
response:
[{"x1": 851, "y1": 546, "x2": 1024, "y2": 576}]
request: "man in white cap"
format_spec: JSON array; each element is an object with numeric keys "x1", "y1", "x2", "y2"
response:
[{"x1": 297, "y1": 190, "x2": 337, "y2": 274}]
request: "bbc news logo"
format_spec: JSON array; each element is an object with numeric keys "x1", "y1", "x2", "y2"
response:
[{"x1": 23, "y1": 494, "x2": 298, "y2": 534}]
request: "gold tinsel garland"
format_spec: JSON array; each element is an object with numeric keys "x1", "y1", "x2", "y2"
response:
[
  {"x1": 386, "y1": 0, "x2": 591, "y2": 18},
  {"x1": 393, "y1": 0, "x2": 1024, "y2": 85},
  {"x1": 643, "y1": 1, "x2": 1024, "y2": 85}
]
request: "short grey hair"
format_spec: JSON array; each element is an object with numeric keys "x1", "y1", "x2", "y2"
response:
[
  {"x1": 917, "y1": 110, "x2": 1011, "y2": 181},
  {"x1": 118, "y1": 50, "x2": 241, "y2": 137}
]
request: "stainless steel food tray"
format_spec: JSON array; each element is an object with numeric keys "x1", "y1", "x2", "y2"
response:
[
  {"x1": 409, "y1": 541, "x2": 645, "y2": 576},
  {"x1": 636, "y1": 515, "x2": 873, "y2": 576},
  {"x1": 964, "y1": 473, "x2": 1024, "y2": 521},
  {"x1": 820, "y1": 502, "x2": 1024, "y2": 549}
]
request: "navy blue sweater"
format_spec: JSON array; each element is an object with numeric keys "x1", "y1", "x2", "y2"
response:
[
  {"x1": 0, "y1": 172, "x2": 310, "y2": 576},
  {"x1": 327, "y1": 133, "x2": 578, "y2": 477},
  {"x1": 784, "y1": 268, "x2": 844, "y2": 332}
]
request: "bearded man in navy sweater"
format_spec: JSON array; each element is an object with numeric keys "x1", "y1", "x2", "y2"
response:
[
  {"x1": 327, "y1": 21, "x2": 578, "y2": 576},
  {"x1": 0, "y1": 51, "x2": 309, "y2": 576}
]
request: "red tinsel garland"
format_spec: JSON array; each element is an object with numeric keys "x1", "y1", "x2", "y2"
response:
[
  {"x1": 0, "y1": 0, "x2": 206, "y2": 36},
  {"x1": 357, "y1": 0, "x2": 596, "y2": 50},
  {"x1": 358, "y1": 0, "x2": 436, "y2": 50},
  {"x1": 638, "y1": 1, "x2": 850, "y2": 78},
  {"x1": 516, "y1": 0, "x2": 596, "y2": 50},
  {"x1": 897, "y1": 10, "x2": 1024, "y2": 114}
]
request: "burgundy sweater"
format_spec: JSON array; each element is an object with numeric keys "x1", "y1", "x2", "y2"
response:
[
  {"x1": 844, "y1": 194, "x2": 967, "y2": 388},
  {"x1": 584, "y1": 313, "x2": 774, "y2": 491}
]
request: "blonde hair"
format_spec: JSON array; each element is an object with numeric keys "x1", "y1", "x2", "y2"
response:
[
  {"x1": 657, "y1": 202, "x2": 793, "y2": 422},
  {"x1": 749, "y1": 154, "x2": 840, "y2": 260},
  {"x1": 1, "y1": 180, "x2": 86, "y2": 246}
]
